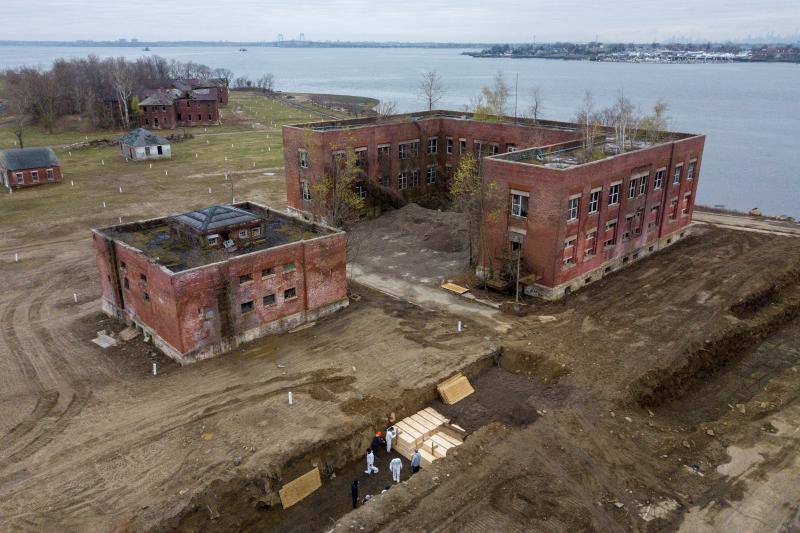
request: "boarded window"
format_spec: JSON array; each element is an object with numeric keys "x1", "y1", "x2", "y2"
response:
[
  {"x1": 239, "y1": 273, "x2": 254, "y2": 284},
  {"x1": 241, "y1": 301, "x2": 254, "y2": 313},
  {"x1": 283, "y1": 263, "x2": 296, "y2": 273},
  {"x1": 263, "y1": 293, "x2": 276, "y2": 306}
]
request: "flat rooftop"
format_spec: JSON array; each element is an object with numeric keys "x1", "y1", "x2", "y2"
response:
[
  {"x1": 285, "y1": 110, "x2": 580, "y2": 133},
  {"x1": 97, "y1": 202, "x2": 338, "y2": 273}
]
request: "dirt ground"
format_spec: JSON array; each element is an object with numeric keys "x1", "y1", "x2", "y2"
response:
[{"x1": 3, "y1": 93, "x2": 800, "y2": 532}]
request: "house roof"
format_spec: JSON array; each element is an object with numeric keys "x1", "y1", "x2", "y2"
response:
[
  {"x1": 139, "y1": 90, "x2": 177, "y2": 106},
  {"x1": 188, "y1": 88, "x2": 219, "y2": 101},
  {"x1": 0, "y1": 147, "x2": 60, "y2": 171},
  {"x1": 119, "y1": 128, "x2": 170, "y2": 147},
  {"x1": 172, "y1": 205, "x2": 261, "y2": 233}
]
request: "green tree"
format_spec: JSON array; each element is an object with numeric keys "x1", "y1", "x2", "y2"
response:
[
  {"x1": 311, "y1": 145, "x2": 365, "y2": 229},
  {"x1": 130, "y1": 96, "x2": 143, "y2": 119},
  {"x1": 472, "y1": 70, "x2": 511, "y2": 121}
]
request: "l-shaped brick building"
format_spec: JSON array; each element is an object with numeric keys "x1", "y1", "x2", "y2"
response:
[
  {"x1": 282, "y1": 111, "x2": 704, "y2": 299},
  {"x1": 93, "y1": 202, "x2": 348, "y2": 363}
]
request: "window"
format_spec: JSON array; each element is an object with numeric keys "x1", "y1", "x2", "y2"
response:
[
  {"x1": 564, "y1": 237, "x2": 577, "y2": 249},
  {"x1": 507, "y1": 144, "x2": 517, "y2": 153},
  {"x1": 120, "y1": 261, "x2": 127, "y2": 269},
  {"x1": 585, "y1": 231, "x2": 597, "y2": 256},
  {"x1": 398, "y1": 171, "x2": 408, "y2": 190},
  {"x1": 588, "y1": 190, "x2": 600, "y2": 214},
  {"x1": 446, "y1": 137, "x2": 454, "y2": 154},
  {"x1": 283, "y1": 263, "x2": 296, "y2": 273},
  {"x1": 301, "y1": 180, "x2": 311, "y2": 202},
  {"x1": 197, "y1": 114, "x2": 201, "y2": 121},
  {"x1": 15, "y1": 172, "x2": 23, "y2": 184},
  {"x1": 207, "y1": 235, "x2": 219, "y2": 246},
  {"x1": 411, "y1": 169, "x2": 420, "y2": 188},
  {"x1": 427, "y1": 137, "x2": 437, "y2": 154},
  {"x1": 604, "y1": 220, "x2": 618, "y2": 247},
  {"x1": 380, "y1": 174, "x2": 391, "y2": 187},
  {"x1": 673, "y1": 165, "x2": 683, "y2": 185},
  {"x1": 489, "y1": 144, "x2": 500, "y2": 155},
  {"x1": 682, "y1": 193, "x2": 692, "y2": 215},
  {"x1": 157, "y1": 146, "x2": 163, "y2": 155},
  {"x1": 263, "y1": 294, "x2": 276, "y2": 306},
  {"x1": 31, "y1": 170, "x2": 39, "y2": 183},
  {"x1": 509, "y1": 231, "x2": 524, "y2": 252},
  {"x1": 355, "y1": 148, "x2": 367, "y2": 167},
  {"x1": 143, "y1": 292, "x2": 150, "y2": 301},
  {"x1": 299, "y1": 149, "x2": 309, "y2": 168},
  {"x1": 240, "y1": 301, "x2": 254, "y2": 313},
  {"x1": 377, "y1": 144, "x2": 391, "y2": 159},
  {"x1": 628, "y1": 179, "x2": 637, "y2": 199},
  {"x1": 686, "y1": 161, "x2": 696, "y2": 181},
  {"x1": 654, "y1": 169, "x2": 665, "y2": 189},
  {"x1": 426, "y1": 165, "x2": 436, "y2": 184},
  {"x1": 123, "y1": 278, "x2": 130, "y2": 289},
  {"x1": 473, "y1": 141, "x2": 484, "y2": 156},
  {"x1": 145, "y1": 146, "x2": 151, "y2": 156},
  {"x1": 251, "y1": 227, "x2": 261, "y2": 237},
  {"x1": 208, "y1": 114, "x2": 212, "y2": 121},
  {"x1": 46, "y1": 168, "x2": 54, "y2": 181},
  {"x1": 459, "y1": 138, "x2": 467, "y2": 154},
  {"x1": 639, "y1": 175, "x2": 648, "y2": 196},
  {"x1": 399, "y1": 141, "x2": 418, "y2": 160},
  {"x1": 284, "y1": 287, "x2": 297, "y2": 300},
  {"x1": 239, "y1": 273, "x2": 253, "y2": 284},
  {"x1": 511, "y1": 192, "x2": 529, "y2": 218},
  {"x1": 567, "y1": 197, "x2": 580, "y2": 221},
  {"x1": 140, "y1": 273, "x2": 147, "y2": 282},
  {"x1": 262, "y1": 267, "x2": 275, "y2": 277},
  {"x1": 356, "y1": 183, "x2": 367, "y2": 199},
  {"x1": 669, "y1": 199, "x2": 678, "y2": 220},
  {"x1": 608, "y1": 183, "x2": 621, "y2": 206},
  {"x1": 239, "y1": 229, "x2": 249, "y2": 238}
]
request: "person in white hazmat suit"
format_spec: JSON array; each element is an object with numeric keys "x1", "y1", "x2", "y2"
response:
[
  {"x1": 386, "y1": 426, "x2": 397, "y2": 453},
  {"x1": 364, "y1": 448, "x2": 379, "y2": 474},
  {"x1": 389, "y1": 457, "x2": 403, "y2": 483}
]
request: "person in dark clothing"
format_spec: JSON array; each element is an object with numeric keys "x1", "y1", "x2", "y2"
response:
[
  {"x1": 351, "y1": 480, "x2": 359, "y2": 509},
  {"x1": 371, "y1": 431, "x2": 385, "y2": 455}
]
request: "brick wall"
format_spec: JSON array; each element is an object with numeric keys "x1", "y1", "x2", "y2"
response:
[{"x1": 4, "y1": 165, "x2": 62, "y2": 188}]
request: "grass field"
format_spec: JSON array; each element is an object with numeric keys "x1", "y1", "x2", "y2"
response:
[{"x1": 0, "y1": 91, "x2": 337, "y2": 244}]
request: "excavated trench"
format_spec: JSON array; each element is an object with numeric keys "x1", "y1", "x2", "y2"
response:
[
  {"x1": 630, "y1": 265, "x2": 800, "y2": 426},
  {"x1": 154, "y1": 347, "x2": 569, "y2": 532}
]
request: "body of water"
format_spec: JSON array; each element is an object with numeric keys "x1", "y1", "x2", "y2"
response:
[{"x1": 1, "y1": 46, "x2": 798, "y2": 217}]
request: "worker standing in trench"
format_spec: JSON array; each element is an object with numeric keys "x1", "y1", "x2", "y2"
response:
[
  {"x1": 411, "y1": 449, "x2": 422, "y2": 474},
  {"x1": 351, "y1": 480, "x2": 359, "y2": 509},
  {"x1": 386, "y1": 426, "x2": 397, "y2": 453},
  {"x1": 365, "y1": 448, "x2": 379, "y2": 474},
  {"x1": 389, "y1": 456, "x2": 403, "y2": 483}
]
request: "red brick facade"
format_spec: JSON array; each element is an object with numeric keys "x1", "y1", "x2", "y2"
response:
[
  {"x1": 3, "y1": 165, "x2": 62, "y2": 189},
  {"x1": 139, "y1": 96, "x2": 220, "y2": 130},
  {"x1": 92, "y1": 202, "x2": 348, "y2": 363},
  {"x1": 282, "y1": 111, "x2": 705, "y2": 298}
]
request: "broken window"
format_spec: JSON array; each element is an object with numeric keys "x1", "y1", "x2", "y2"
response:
[
  {"x1": 585, "y1": 231, "x2": 597, "y2": 256},
  {"x1": 567, "y1": 197, "x2": 580, "y2": 221},
  {"x1": 446, "y1": 137, "x2": 453, "y2": 154},
  {"x1": 588, "y1": 190, "x2": 600, "y2": 214},
  {"x1": 608, "y1": 183, "x2": 621, "y2": 206},
  {"x1": 398, "y1": 141, "x2": 419, "y2": 160},
  {"x1": 673, "y1": 164, "x2": 683, "y2": 185},
  {"x1": 31, "y1": 170, "x2": 39, "y2": 183},
  {"x1": 240, "y1": 301, "x2": 254, "y2": 313},
  {"x1": 284, "y1": 287, "x2": 297, "y2": 300},
  {"x1": 427, "y1": 137, "x2": 437, "y2": 155},
  {"x1": 604, "y1": 220, "x2": 618, "y2": 247},
  {"x1": 507, "y1": 144, "x2": 517, "y2": 153},
  {"x1": 140, "y1": 273, "x2": 147, "y2": 283},
  {"x1": 262, "y1": 267, "x2": 275, "y2": 278},
  {"x1": 489, "y1": 144, "x2": 499, "y2": 155},
  {"x1": 15, "y1": 172, "x2": 23, "y2": 184},
  {"x1": 239, "y1": 273, "x2": 254, "y2": 284},
  {"x1": 143, "y1": 292, "x2": 150, "y2": 301},
  {"x1": 355, "y1": 148, "x2": 367, "y2": 167},
  {"x1": 123, "y1": 278, "x2": 130, "y2": 289},
  {"x1": 263, "y1": 294, "x2": 276, "y2": 306},
  {"x1": 377, "y1": 144, "x2": 391, "y2": 159},
  {"x1": 511, "y1": 192, "x2": 529, "y2": 218},
  {"x1": 654, "y1": 169, "x2": 665, "y2": 189},
  {"x1": 411, "y1": 169, "x2": 420, "y2": 188},
  {"x1": 639, "y1": 174, "x2": 648, "y2": 196},
  {"x1": 426, "y1": 166, "x2": 436, "y2": 184},
  {"x1": 459, "y1": 138, "x2": 467, "y2": 154},
  {"x1": 239, "y1": 229, "x2": 249, "y2": 238},
  {"x1": 251, "y1": 227, "x2": 261, "y2": 237},
  {"x1": 46, "y1": 168, "x2": 54, "y2": 181},
  {"x1": 299, "y1": 149, "x2": 309, "y2": 168},
  {"x1": 301, "y1": 180, "x2": 311, "y2": 202},
  {"x1": 628, "y1": 179, "x2": 637, "y2": 199},
  {"x1": 686, "y1": 161, "x2": 696, "y2": 181},
  {"x1": 398, "y1": 171, "x2": 408, "y2": 190},
  {"x1": 283, "y1": 263, "x2": 296, "y2": 273}
]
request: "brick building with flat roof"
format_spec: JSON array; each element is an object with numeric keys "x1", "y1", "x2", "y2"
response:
[
  {"x1": 92, "y1": 202, "x2": 348, "y2": 363},
  {"x1": 282, "y1": 111, "x2": 705, "y2": 299}
]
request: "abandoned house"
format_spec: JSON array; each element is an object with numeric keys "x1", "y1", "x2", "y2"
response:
[
  {"x1": 92, "y1": 202, "x2": 348, "y2": 363},
  {"x1": 282, "y1": 111, "x2": 705, "y2": 299},
  {"x1": 119, "y1": 128, "x2": 172, "y2": 160},
  {"x1": 1, "y1": 146, "x2": 62, "y2": 190},
  {"x1": 172, "y1": 78, "x2": 230, "y2": 106},
  {"x1": 138, "y1": 87, "x2": 221, "y2": 130}
]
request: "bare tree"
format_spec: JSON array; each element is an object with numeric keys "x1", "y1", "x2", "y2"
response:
[
  {"x1": 527, "y1": 86, "x2": 544, "y2": 124},
  {"x1": 574, "y1": 91, "x2": 602, "y2": 157},
  {"x1": 108, "y1": 58, "x2": 134, "y2": 129},
  {"x1": 311, "y1": 145, "x2": 365, "y2": 229},
  {"x1": 374, "y1": 100, "x2": 398, "y2": 120},
  {"x1": 639, "y1": 99, "x2": 670, "y2": 143},
  {"x1": 256, "y1": 73, "x2": 275, "y2": 93},
  {"x1": 603, "y1": 91, "x2": 640, "y2": 153},
  {"x1": 472, "y1": 70, "x2": 511, "y2": 120},
  {"x1": 418, "y1": 70, "x2": 445, "y2": 111},
  {"x1": 212, "y1": 67, "x2": 234, "y2": 85}
]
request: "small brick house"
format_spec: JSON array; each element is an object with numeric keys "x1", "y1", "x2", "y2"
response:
[
  {"x1": 1, "y1": 147, "x2": 62, "y2": 190},
  {"x1": 282, "y1": 111, "x2": 705, "y2": 299},
  {"x1": 119, "y1": 128, "x2": 171, "y2": 160},
  {"x1": 92, "y1": 202, "x2": 348, "y2": 363}
]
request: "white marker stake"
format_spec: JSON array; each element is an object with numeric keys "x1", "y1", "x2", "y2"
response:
[
  {"x1": 208, "y1": 187, "x2": 212, "y2": 193},
  {"x1": 73, "y1": 293, "x2": 78, "y2": 303},
  {"x1": 119, "y1": 216, "x2": 122, "y2": 223},
  {"x1": 149, "y1": 163, "x2": 152, "y2": 169},
  {"x1": 206, "y1": 139, "x2": 209, "y2": 144},
  {"x1": 101, "y1": 159, "x2": 105, "y2": 166},
  {"x1": 102, "y1": 201, "x2": 106, "y2": 208},
  {"x1": 14, "y1": 253, "x2": 19, "y2": 262},
  {"x1": 231, "y1": 143, "x2": 234, "y2": 148},
  {"x1": 152, "y1": 362, "x2": 158, "y2": 376},
  {"x1": 268, "y1": 146, "x2": 271, "y2": 152},
  {"x1": 71, "y1": 180, "x2": 74, "y2": 187},
  {"x1": 224, "y1": 174, "x2": 228, "y2": 180},
  {"x1": 118, "y1": 186, "x2": 123, "y2": 193},
  {"x1": 224, "y1": 156, "x2": 228, "y2": 161},
  {"x1": 457, "y1": 321, "x2": 462, "y2": 332},
  {"x1": 288, "y1": 391, "x2": 293, "y2": 405},
  {"x1": 68, "y1": 151, "x2": 72, "y2": 157},
  {"x1": 195, "y1": 153, "x2": 198, "y2": 158},
  {"x1": 165, "y1": 170, "x2": 168, "y2": 176},
  {"x1": 252, "y1": 161, "x2": 255, "y2": 167}
]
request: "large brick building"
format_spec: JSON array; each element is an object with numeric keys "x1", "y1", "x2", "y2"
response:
[
  {"x1": 1, "y1": 147, "x2": 62, "y2": 190},
  {"x1": 138, "y1": 87, "x2": 222, "y2": 130},
  {"x1": 93, "y1": 202, "x2": 348, "y2": 363},
  {"x1": 282, "y1": 111, "x2": 704, "y2": 299}
]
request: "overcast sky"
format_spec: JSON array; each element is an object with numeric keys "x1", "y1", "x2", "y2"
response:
[{"x1": 5, "y1": 0, "x2": 799, "y2": 42}]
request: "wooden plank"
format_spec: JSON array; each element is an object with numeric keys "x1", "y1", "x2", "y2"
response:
[
  {"x1": 437, "y1": 374, "x2": 475, "y2": 405},
  {"x1": 409, "y1": 414, "x2": 438, "y2": 432},
  {"x1": 418, "y1": 448, "x2": 436, "y2": 466},
  {"x1": 394, "y1": 421, "x2": 422, "y2": 441},
  {"x1": 430, "y1": 434, "x2": 455, "y2": 450},
  {"x1": 422, "y1": 407, "x2": 449, "y2": 424},
  {"x1": 441, "y1": 282, "x2": 469, "y2": 295},
  {"x1": 435, "y1": 430, "x2": 463, "y2": 447},
  {"x1": 415, "y1": 410, "x2": 445, "y2": 428},
  {"x1": 402, "y1": 417, "x2": 430, "y2": 436},
  {"x1": 278, "y1": 467, "x2": 322, "y2": 509}
]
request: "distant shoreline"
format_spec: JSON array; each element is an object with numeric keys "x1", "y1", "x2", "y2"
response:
[{"x1": 463, "y1": 52, "x2": 799, "y2": 64}]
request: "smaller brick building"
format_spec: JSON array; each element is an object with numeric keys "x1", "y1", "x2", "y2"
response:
[
  {"x1": 138, "y1": 88, "x2": 221, "y2": 130},
  {"x1": 173, "y1": 78, "x2": 229, "y2": 106},
  {"x1": 1, "y1": 147, "x2": 62, "y2": 190},
  {"x1": 93, "y1": 202, "x2": 348, "y2": 364}
]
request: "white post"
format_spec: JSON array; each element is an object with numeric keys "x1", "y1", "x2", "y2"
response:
[
  {"x1": 101, "y1": 159, "x2": 105, "y2": 166},
  {"x1": 102, "y1": 201, "x2": 106, "y2": 208},
  {"x1": 165, "y1": 170, "x2": 168, "y2": 176},
  {"x1": 152, "y1": 362, "x2": 158, "y2": 376},
  {"x1": 14, "y1": 253, "x2": 19, "y2": 262},
  {"x1": 73, "y1": 293, "x2": 78, "y2": 303},
  {"x1": 288, "y1": 391, "x2": 293, "y2": 405},
  {"x1": 268, "y1": 146, "x2": 271, "y2": 152},
  {"x1": 149, "y1": 163, "x2": 152, "y2": 169},
  {"x1": 70, "y1": 180, "x2": 74, "y2": 187},
  {"x1": 457, "y1": 321, "x2": 462, "y2": 332},
  {"x1": 68, "y1": 151, "x2": 72, "y2": 157},
  {"x1": 119, "y1": 216, "x2": 122, "y2": 223},
  {"x1": 208, "y1": 187, "x2": 212, "y2": 193},
  {"x1": 195, "y1": 153, "x2": 198, "y2": 158},
  {"x1": 118, "y1": 186, "x2": 123, "y2": 193},
  {"x1": 252, "y1": 161, "x2": 255, "y2": 167}
]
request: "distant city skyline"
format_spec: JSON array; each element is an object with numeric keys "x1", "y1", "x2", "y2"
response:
[{"x1": 5, "y1": 0, "x2": 799, "y2": 43}]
